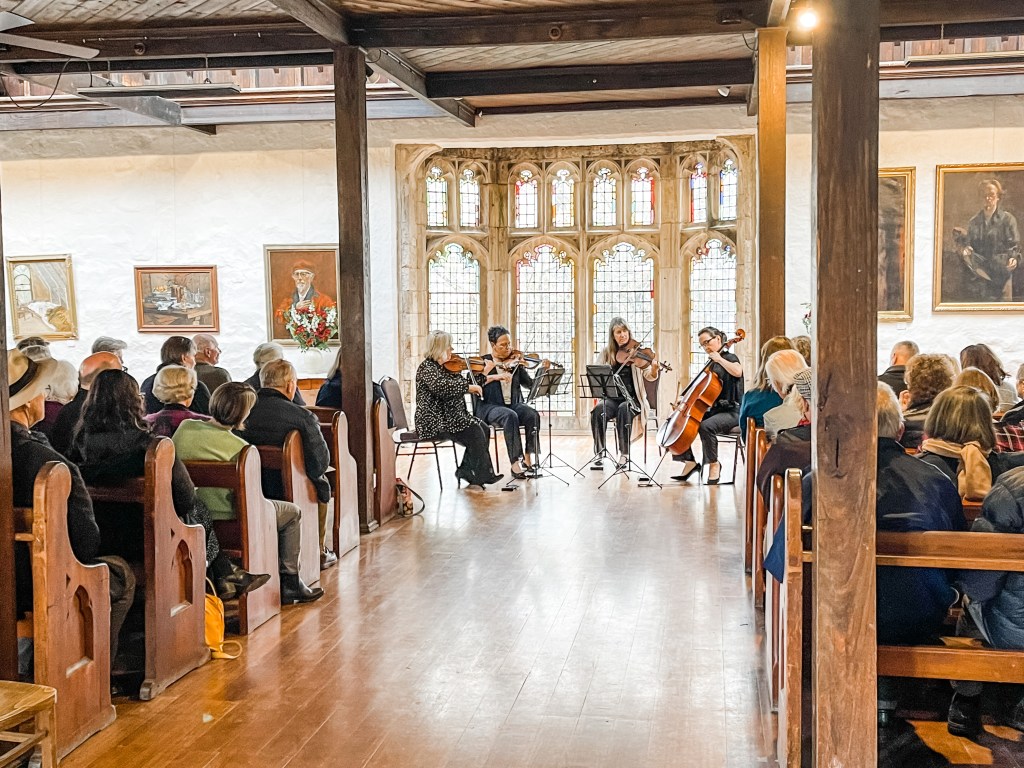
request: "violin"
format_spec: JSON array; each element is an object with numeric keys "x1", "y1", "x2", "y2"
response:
[
  {"x1": 443, "y1": 354, "x2": 487, "y2": 374},
  {"x1": 656, "y1": 329, "x2": 745, "y2": 456},
  {"x1": 494, "y1": 349, "x2": 544, "y2": 372},
  {"x1": 614, "y1": 341, "x2": 673, "y2": 372}
]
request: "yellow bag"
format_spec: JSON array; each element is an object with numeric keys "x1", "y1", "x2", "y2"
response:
[{"x1": 204, "y1": 579, "x2": 242, "y2": 661}]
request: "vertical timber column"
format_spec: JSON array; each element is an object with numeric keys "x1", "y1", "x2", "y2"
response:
[
  {"x1": 334, "y1": 46, "x2": 375, "y2": 533},
  {"x1": 0, "y1": 180, "x2": 14, "y2": 680},
  {"x1": 811, "y1": 1, "x2": 880, "y2": 765},
  {"x1": 757, "y1": 27, "x2": 788, "y2": 345}
]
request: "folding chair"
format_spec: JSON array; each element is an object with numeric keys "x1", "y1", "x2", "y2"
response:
[{"x1": 379, "y1": 376, "x2": 458, "y2": 488}]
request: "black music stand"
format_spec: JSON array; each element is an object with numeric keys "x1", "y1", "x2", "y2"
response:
[{"x1": 528, "y1": 365, "x2": 577, "y2": 483}]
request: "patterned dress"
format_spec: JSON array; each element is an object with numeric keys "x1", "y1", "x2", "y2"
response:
[{"x1": 414, "y1": 358, "x2": 479, "y2": 439}]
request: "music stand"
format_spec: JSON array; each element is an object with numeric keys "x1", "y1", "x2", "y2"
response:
[{"x1": 528, "y1": 365, "x2": 577, "y2": 483}]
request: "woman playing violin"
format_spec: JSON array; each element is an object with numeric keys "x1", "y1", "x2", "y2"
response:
[
  {"x1": 415, "y1": 330, "x2": 503, "y2": 488},
  {"x1": 672, "y1": 326, "x2": 744, "y2": 484},
  {"x1": 473, "y1": 325, "x2": 551, "y2": 479},
  {"x1": 590, "y1": 317, "x2": 660, "y2": 469}
]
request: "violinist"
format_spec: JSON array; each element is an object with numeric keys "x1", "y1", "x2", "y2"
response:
[
  {"x1": 590, "y1": 317, "x2": 660, "y2": 469},
  {"x1": 415, "y1": 330, "x2": 503, "y2": 488},
  {"x1": 473, "y1": 325, "x2": 550, "y2": 479},
  {"x1": 672, "y1": 326, "x2": 744, "y2": 484}
]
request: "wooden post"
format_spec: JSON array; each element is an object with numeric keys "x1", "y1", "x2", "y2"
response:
[
  {"x1": 0, "y1": 179, "x2": 15, "y2": 680},
  {"x1": 333, "y1": 46, "x2": 375, "y2": 533},
  {"x1": 756, "y1": 26, "x2": 787, "y2": 345},
  {"x1": 811, "y1": 1, "x2": 880, "y2": 765}
]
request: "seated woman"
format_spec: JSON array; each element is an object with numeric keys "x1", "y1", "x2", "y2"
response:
[
  {"x1": 70, "y1": 369, "x2": 269, "y2": 600},
  {"x1": 738, "y1": 335, "x2": 794, "y2": 442},
  {"x1": 315, "y1": 348, "x2": 342, "y2": 408},
  {"x1": 961, "y1": 343, "x2": 1016, "y2": 413},
  {"x1": 140, "y1": 335, "x2": 212, "y2": 415},
  {"x1": 415, "y1": 330, "x2": 502, "y2": 488},
  {"x1": 144, "y1": 365, "x2": 209, "y2": 438},
  {"x1": 35, "y1": 359, "x2": 79, "y2": 440},
  {"x1": 762, "y1": 350, "x2": 809, "y2": 440},
  {"x1": 899, "y1": 353, "x2": 955, "y2": 450},
  {"x1": 791, "y1": 335, "x2": 811, "y2": 367},
  {"x1": 756, "y1": 367, "x2": 813, "y2": 504}
]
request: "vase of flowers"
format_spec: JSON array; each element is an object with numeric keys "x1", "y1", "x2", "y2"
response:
[{"x1": 279, "y1": 304, "x2": 338, "y2": 374}]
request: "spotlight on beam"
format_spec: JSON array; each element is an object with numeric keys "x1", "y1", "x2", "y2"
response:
[{"x1": 796, "y1": 6, "x2": 819, "y2": 31}]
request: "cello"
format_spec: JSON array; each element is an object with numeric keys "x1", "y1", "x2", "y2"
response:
[{"x1": 656, "y1": 330, "x2": 745, "y2": 456}]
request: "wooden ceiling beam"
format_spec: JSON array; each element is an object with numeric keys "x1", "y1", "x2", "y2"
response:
[
  {"x1": 349, "y1": 2, "x2": 766, "y2": 48},
  {"x1": 365, "y1": 48, "x2": 475, "y2": 127},
  {"x1": 878, "y1": 0, "x2": 1024, "y2": 27},
  {"x1": 478, "y1": 93, "x2": 747, "y2": 115},
  {"x1": 8, "y1": 53, "x2": 333, "y2": 76},
  {"x1": 264, "y1": 0, "x2": 349, "y2": 45},
  {"x1": 427, "y1": 59, "x2": 754, "y2": 98},
  {"x1": 766, "y1": 0, "x2": 793, "y2": 26}
]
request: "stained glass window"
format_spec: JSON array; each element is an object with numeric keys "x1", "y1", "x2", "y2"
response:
[
  {"x1": 514, "y1": 169, "x2": 539, "y2": 229},
  {"x1": 428, "y1": 243, "x2": 480, "y2": 355},
  {"x1": 689, "y1": 238, "x2": 737, "y2": 378},
  {"x1": 630, "y1": 166, "x2": 656, "y2": 226},
  {"x1": 426, "y1": 166, "x2": 448, "y2": 228},
  {"x1": 689, "y1": 163, "x2": 708, "y2": 224},
  {"x1": 551, "y1": 168, "x2": 575, "y2": 228},
  {"x1": 593, "y1": 243, "x2": 655, "y2": 358},
  {"x1": 459, "y1": 167, "x2": 481, "y2": 228},
  {"x1": 516, "y1": 245, "x2": 576, "y2": 413},
  {"x1": 592, "y1": 167, "x2": 617, "y2": 227},
  {"x1": 719, "y1": 158, "x2": 738, "y2": 220}
]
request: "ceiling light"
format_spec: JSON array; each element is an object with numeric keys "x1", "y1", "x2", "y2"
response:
[{"x1": 796, "y1": 6, "x2": 819, "y2": 31}]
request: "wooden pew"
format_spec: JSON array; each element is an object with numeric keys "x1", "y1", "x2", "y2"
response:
[
  {"x1": 14, "y1": 462, "x2": 115, "y2": 757},
  {"x1": 254, "y1": 431, "x2": 320, "y2": 587},
  {"x1": 743, "y1": 419, "x2": 759, "y2": 574},
  {"x1": 751, "y1": 429, "x2": 770, "y2": 607},
  {"x1": 763, "y1": 474, "x2": 785, "y2": 711},
  {"x1": 86, "y1": 438, "x2": 208, "y2": 702},
  {"x1": 776, "y1": 469, "x2": 806, "y2": 768},
  {"x1": 307, "y1": 405, "x2": 359, "y2": 556},
  {"x1": 372, "y1": 399, "x2": 398, "y2": 530},
  {"x1": 183, "y1": 446, "x2": 280, "y2": 634}
]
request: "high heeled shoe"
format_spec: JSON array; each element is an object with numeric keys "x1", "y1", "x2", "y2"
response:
[
  {"x1": 670, "y1": 461, "x2": 701, "y2": 483},
  {"x1": 706, "y1": 462, "x2": 722, "y2": 485}
]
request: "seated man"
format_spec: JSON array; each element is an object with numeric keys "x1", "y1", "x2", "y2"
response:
[
  {"x1": 473, "y1": 325, "x2": 549, "y2": 479},
  {"x1": 49, "y1": 351, "x2": 123, "y2": 456},
  {"x1": 9, "y1": 349, "x2": 135, "y2": 679},
  {"x1": 244, "y1": 342, "x2": 304, "y2": 405},
  {"x1": 193, "y1": 334, "x2": 231, "y2": 394},
  {"x1": 878, "y1": 339, "x2": 918, "y2": 397},
  {"x1": 236, "y1": 359, "x2": 336, "y2": 569}
]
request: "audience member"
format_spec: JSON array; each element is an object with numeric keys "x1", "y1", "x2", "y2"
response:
[
  {"x1": 15, "y1": 337, "x2": 48, "y2": 352},
  {"x1": 193, "y1": 334, "x2": 231, "y2": 393},
  {"x1": 878, "y1": 340, "x2": 919, "y2": 396},
  {"x1": 315, "y1": 347, "x2": 343, "y2": 408},
  {"x1": 961, "y1": 343, "x2": 1016, "y2": 411},
  {"x1": 762, "y1": 350, "x2": 809, "y2": 440},
  {"x1": 237, "y1": 359, "x2": 336, "y2": 569},
  {"x1": 144, "y1": 365, "x2": 209, "y2": 438},
  {"x1": 756, "y1": 367, "x2": 813, "y2": 503},
  {"x1": 791, "y1": 335, "x2": 812, "y2": 366},
  {"x1": 899, "y1": 353, "x2": 955, "y2": 450},
  {"x1": 738, "y1": 335, "x2": 795, "y2": 441},
  {"x1": 174, "y1": 383, "x2": 324, "y2": 605},
  {"x1": 91, "y1": 336, "x2": 127, "y2": 363},
  {"x1": 955, "y1": 366, "x2": 1000, "y2": 410},
  {"x1": 244, "y1": 342, "x2": 305, "y2": 405},
  {"x1": 1001, "y1": 363, "x2": 1024, "y2": 425},
  {"x1": 18, "y1": 344, "x2": 51, "y2": 362},
  {"x1": 49, "y1": 352, "x2": 123, "y2": 456},
  {"x1": 35, "y1": 360, "x2": 79, "y2": 440},
  {"x1": 140, "y1": 336, "x2": 212, "y2": 415}
]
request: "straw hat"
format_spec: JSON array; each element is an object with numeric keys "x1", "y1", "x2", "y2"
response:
[{"x1": 8, "y1": 348, "x2": 59, "y2": 411}]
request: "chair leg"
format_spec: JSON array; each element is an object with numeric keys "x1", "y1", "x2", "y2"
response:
[
  {"x1": 433, "y1": 444, "x2": 444, "y2": 488},
  {"x1": 731, "y1": 439, "x2": 740, "y2": 484},
  {"x1": 408, "y1": 445, "x2": 417, "y2": 478}
]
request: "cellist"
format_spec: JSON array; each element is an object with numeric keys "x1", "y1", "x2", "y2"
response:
[{"x1": 672, "y1": 326, "x2": 744, "y2": 484}]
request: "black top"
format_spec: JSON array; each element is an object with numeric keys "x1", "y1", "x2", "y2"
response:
[
  {"x1": 474, "y1": 354, "x2": 535, "y2": 408},
  {"x1": 49, "y1": 387, "x2": 88, "y2": 456},
  {"x1": 414, "y1": 358, "x2": 477, "y2": 439},
  {"x1": 315, "y1": 371, "x2": 342, "y2": 408},
  {"x1": 878, "y1": 365, "x2": 907, "y2": 396},
  {"x1": 710, "y1": 350, "x2": 744, "y2": 410},
  {"x1": 141, "y1": 364, "x2": 212, "y2": 415}
]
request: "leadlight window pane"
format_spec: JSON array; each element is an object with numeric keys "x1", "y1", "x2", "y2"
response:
[
  {"x1": 428, "y1": 243, "x2": 480, "y2": 354},
  {"x1": 592, "y1": 167, "x2": 616, "y2": 227},
  {"x1": 630, "y1": 166, "x2": 656, "y2": 226},
  {"x1": 516, "y1": 245, "x2": 575, "y2": 413},
  {"x1": 12, "y1": 265, "x2": 31, "y2": 306},
  {"x1": 514, "y1": 170, "x2": 539, "y2": 229},
  {"x1": 690, "y1": 163, "x2": 708, "y2": 224},
  {"x1": 719, "y1": 159, "x2": 738, "y2": 220},
  {"x1": 459, "y1": 168, "x2": 481, "y2": 228},
  {"x1": 689, "y1": 239, "x2": 737, "y2": 378},
  {"x1": 551, "y1": 169, "x2": 575, "y2": 227},
  {"x1": 593, "y1": 243, "x2": 655, "y2": 359},
  {"x1": 426, "y1": 166, "x2": 448, "y2": 227}
]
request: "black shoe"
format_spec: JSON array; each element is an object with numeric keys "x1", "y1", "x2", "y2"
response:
[
  {"x1": 216, "y1": 565, "x2": 271, "y2": 601},
  {"x1": 947, "y1": 692, "x2": 983, "y2": 738},
  {"x1": 320, "y1": 549, "x2": 338, "y2": 570},
  {"x1": 706, "y1": 461, "x2": 722, "y2": 486},
  {"x1": 511, "y1": 463, "x2": 529, "y2": 480},
  {"x1": 524, "y1": 466, "x2": 541, "y2": 478},
  {"x1": 1005, "y1": 694, "x2": 1024, "y2": 732},
  {"x1": 670, "y1": 461, "x2": 702, "y2": 482},
  {"x1": 590, "y1": 459, "x2": 604, "y2": 470},
  {"x1": 280, "y1": 573, "x2": 325, "y2": 605},
  {"x1": 480, "y1": 473, "x2": 504, "y2": 487}
]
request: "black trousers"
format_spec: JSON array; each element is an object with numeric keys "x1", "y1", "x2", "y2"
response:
[
  {"x1": 95, "y1": 555, "x2": 136, "y2": 668},
  {"x1": 477, "y1": 402, "x2": 540, "y2": 463},
  {"x1": 438, "y1": 421, "x2": 496, "y2": 483},
  {"x1": 676, "y1": 407, "x2": 739, "y2": 465},
  {"x1": 591, "y1": 398, "x2": 634, "y2": 456}
]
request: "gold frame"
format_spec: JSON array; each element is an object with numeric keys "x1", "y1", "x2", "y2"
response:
[
  {"x1": 934, "y1": 162, "x2": 1024, "y2": 312},
  {"x1": 878, "y1": 168, "x2": 915, "y2": 321},
  {"x1": 134, "y1": 266, "x2": 219, "y2": 333},
  {"x1": 6, "y1": 254, "x2": 78, "y2": 341},
  {"x1": 264, "y1": 244, "x2": 341, "y2": 345}
]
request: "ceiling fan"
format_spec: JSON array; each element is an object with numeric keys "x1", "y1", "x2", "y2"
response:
[{"x1": 0, "y1": 12, "x2": 99, "y2": 59}]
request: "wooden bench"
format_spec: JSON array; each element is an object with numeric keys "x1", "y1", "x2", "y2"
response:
[
  {"x1": 183, "y1": 445, "x2": 280, "y2": 634},
  {"x1": 254, "y1": 431, "x2": 321, "y2": 587},
  {"x1": 85, "y1": 437, "x2": 208, "y2": 702},
  {"x1": 763, "y1": 474, "x2": 786, "y2": 711},
  {"x1": 0, "y1": 682, "x2": 57, "y2": 768},
  {"x1": 315, "y1": 410, "x2": 359, "y2": 557},
  {"x1": 751, "y1": 428, "x2": 770, "y2": 607},
  {"x1": 14, "y1": 462, "x2": 115, "y2": 757},
  {"x1": 372, "y1": 398, "x2": 398, "y2": 530},
  {"x1": 743, "y1": 418, "x2": 759, "y2": 574}
]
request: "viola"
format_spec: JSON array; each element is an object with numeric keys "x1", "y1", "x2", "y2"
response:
[
  {"x1": 443, "y1": 354, "x2": 487, "y2": 374},
  {"x1": 656, "y1": 329, "x2": 745, "y2": 456},
  {"x1": 614, "y1": 341, "x2": 673, "y2": 372}
]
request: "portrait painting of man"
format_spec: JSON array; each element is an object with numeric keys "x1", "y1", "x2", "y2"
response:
[{"x1": 265, "y1": 246, "x2": 340, "y2": 343}]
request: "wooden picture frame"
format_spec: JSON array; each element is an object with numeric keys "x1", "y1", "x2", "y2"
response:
[
  {"x1": 878, "y1": 168, "x2": 914, "y2": 321},
  {"x1": 134, "y1": 266, "x2": 219, "y2": 333},
  {"x1": 264, "y1": 245, "x2": 340, "y2": 345},
  {"x1": 934, "y1": 163, "x2": 1024, "y2": 311},
  {"x1": 6, "y1": 254, "x2": 78, "y2": 341}
]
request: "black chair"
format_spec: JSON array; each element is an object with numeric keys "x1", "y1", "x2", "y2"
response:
[{"x1": 379, "y1": 376, "x2": 458, "y2": 488}]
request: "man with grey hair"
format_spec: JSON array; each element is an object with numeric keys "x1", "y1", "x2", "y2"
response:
[
  {"x1": 244, "y1": 342, "x2": 304, "y2": 405},
  {"x1": 193, "y1": 334, "x2": 231, "y2": 393},
  {"x1": 237, "y1": 359, "x2": 336, "y2": 569},
  {"x1": 878, "y1": 339, "x2": 919, "y2": 396},
  {"x1": 91, "y1": 336, "x2": 127, "y2": 363}
]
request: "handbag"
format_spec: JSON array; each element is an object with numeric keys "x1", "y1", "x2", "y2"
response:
[
  {"x1": 204, "y1": 579, "x2": 243, "y2": 660},
  {"x1": 395, "y1": 478, "x2": 425, "y2": 518}
]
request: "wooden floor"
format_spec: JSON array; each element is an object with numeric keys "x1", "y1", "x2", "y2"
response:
[{"x1": 63, "y1": 437, "x2": 774, "y2": 768}]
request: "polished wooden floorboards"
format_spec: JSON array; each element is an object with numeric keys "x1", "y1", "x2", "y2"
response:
[{"x1": 65, "y1": 439, "x2": 773, "y2": 767}]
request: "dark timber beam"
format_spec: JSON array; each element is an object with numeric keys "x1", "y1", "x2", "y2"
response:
[
  {"x1": 766, "y1": 0, "x2": 793, "y2": 26},
  {"x1": 365, "y1": 48, "x2": 475, "y2": 127},
  {"x1": 333, "y1": 46, "x2": 374, "y2": 534},
  {"x1": 265, "y1": 0, "x2": 349, "y2": 45},
  {"x1": 8, "y1": 53, "x2": 333, "y2": 76},
  {"x1": 427, "y1": 59, "x2": 754, "y2": 99},
  {"x1": 349, "y1": 2, "x2": 764, "y2": 47},
  {"x1": 0, "y1": 176, "x2": 13, "y2": 681},
  {"x1": 479, "y1": 93, "x2": 747, "y2": 115},
  {"x1": 879, "y1": 0, "x2": 1024, "y2": 26},
  {"x1": 811, "y1": 0, "x2": 880, "y2": 765}
]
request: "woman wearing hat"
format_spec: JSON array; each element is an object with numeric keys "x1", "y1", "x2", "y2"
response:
[{"x1": 755, "y1": 367, "x2": 814, "y2": 505}]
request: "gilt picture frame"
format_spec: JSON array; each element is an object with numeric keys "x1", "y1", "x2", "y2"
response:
[
  {"x1": 264, "y1": 245, "x2": 340, "y2": 345},
  {"x1": 134, "y1": 266, "x2": 219, "y2": 333},
  {"x1": 6, "y1": 254, "x2": 79, "y2": 341},
  {"x1": 878, "y1": 168, "x2": 914, "y2": 321}
]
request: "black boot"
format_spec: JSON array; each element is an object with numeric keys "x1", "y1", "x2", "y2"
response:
[
  {"x1": 214, "y1": 560, "x2": 271, "y2": 601},
  {"x1": 280, "y1": 573, "x2": 325, "y2": 605},
  {"x1": 947, "y1": 692, "x2": 983, "y2": 738}
]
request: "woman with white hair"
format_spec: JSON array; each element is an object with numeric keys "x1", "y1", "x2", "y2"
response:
[
  {"x1": 762, "y1": 349, "x2": 810, "y2": 440},
  {"x1": 756, "y1": 367, "x2": 814, "y2": 504},
  {"x1": 35, "y1": 359, "x2": 80, "y2": 440},
  {"x1": 144, "y1": 365, "x2": 209, "y2": 438},
  {"x1": 244, "y1": 342, "x2": 305, "y2": 405}
]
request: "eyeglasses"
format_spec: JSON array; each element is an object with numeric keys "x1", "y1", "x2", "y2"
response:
[
  {"x1": 698, "y1": 338, "x2": 714, "y2": 348},
  {"x1": 121, "y1": 366, "x2": 129, "y2": 372}
]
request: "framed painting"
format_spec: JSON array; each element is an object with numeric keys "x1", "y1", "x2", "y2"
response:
[
  {"x1": 934, "y1": 163, "x2": 1024, "y2": 311},
  {"x1": 6, "y1": 254, "x2": 78, "y2": 341},
  {"x1": 134, "y1": 266, "x2": 219, "y2": 333},
  {"x1": 264, "y1": 245, "x2": 340, "y2": 344},
  {"x1": 878, "y1": 168, "x2": 914, "y2": 321}
]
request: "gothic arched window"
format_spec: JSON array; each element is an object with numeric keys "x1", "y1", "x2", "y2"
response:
[
  {"x1": 688, "y1": 238, "x2": 737, "y2": 378},
  {"x1": 428, "y1": 243, "x2": 480, "y2": 353}
]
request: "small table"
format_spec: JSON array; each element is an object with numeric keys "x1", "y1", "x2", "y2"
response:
[{"x1": 0, "y1": 681, "x2": 57, "y2": 768}]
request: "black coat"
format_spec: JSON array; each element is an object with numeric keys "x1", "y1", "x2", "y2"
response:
[
  {"x1": 315, "y1": 371, "x2": 342, "y2": 408},
  {"x1": 237, "y1": 388, "x2": 331, "y2": 503},
  {"x1": 755, "y1": 424, "x2": 812, "y2": 504},
  {"x1": 878, "y1": 365, "x2": 907, "y2": 396},
  {"x1": 141, "y1": 364, "x2": 211, "y2": 416},
  {"x1": 48, "y1": 387, "x2": 88, "y2": 456}
]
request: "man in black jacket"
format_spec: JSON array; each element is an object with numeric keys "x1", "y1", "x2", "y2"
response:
[
  {"x1": 877, "y1": 339, "x2": 918, "y2": 397},
  {"x1": 49, "y1": 351, "x2": 123, "y2": 456},
  {"x1": 237, "y1": 359, "x2": 336, "y2": 569}
]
